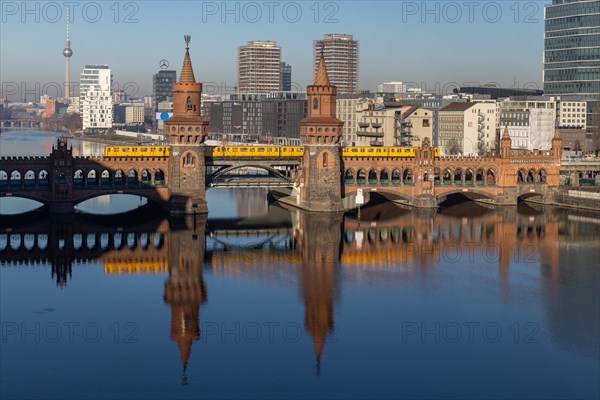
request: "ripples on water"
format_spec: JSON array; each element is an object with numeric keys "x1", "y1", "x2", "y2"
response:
[{"x1": 0, "y1": 131, "x2": 598, "y2": 399}]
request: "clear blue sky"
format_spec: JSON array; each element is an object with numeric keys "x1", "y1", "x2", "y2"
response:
[{"x1": 1, "y1": 1, "x2": 550, "y2": 100}]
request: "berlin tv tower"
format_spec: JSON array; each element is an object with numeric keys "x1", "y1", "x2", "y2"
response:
[{"x1": 63, "y1": 8, "x2": 73, "y2": 99}]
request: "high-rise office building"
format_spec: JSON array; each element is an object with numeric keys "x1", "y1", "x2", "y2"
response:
[
  {"x1": 238, "y1": 41, "x2": 282, "y2": 93},
  {"x1": 80, "y1": 65, "x2": 112, "y2": 131},
  {"x1": 313, "y1": 34, "x2": 359, "y2": 94},
  {"x1": 281, "y1": 62, "x2": 292, "y2": 91},
  {"x1": 153, "y1": 70, "x2": 177, "y2": 110},
  {"x1": 543, "y1": 0, "x2": 600, "y2": 148}
]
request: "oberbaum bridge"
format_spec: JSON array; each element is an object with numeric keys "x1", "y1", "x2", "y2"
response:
[{"x1": 1, "y1": 38, "x2": 599, "y2": 214}]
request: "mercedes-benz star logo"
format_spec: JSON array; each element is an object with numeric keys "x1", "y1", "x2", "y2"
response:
[{"x1": 159, "y1": 59, "x2": 169, "y2": 69}]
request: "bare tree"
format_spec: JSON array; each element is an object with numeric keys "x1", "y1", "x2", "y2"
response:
[{"x1": 446, "y1": 138, "x2": 462, "y2": 155}]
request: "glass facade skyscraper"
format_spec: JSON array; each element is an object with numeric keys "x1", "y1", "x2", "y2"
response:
[
  {"x1": 153, "y1": 70, "x2": 177, "y2": 110},
  {"x1": 544, "y1": 0, "x2": 600, "y2": 147}
]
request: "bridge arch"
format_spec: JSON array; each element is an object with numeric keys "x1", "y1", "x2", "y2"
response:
[
  {"x1": 391, "y1": 169, "x2": 401, "y2": 185},
  {"x1": 141, "y1": 169, "x2": 152, "y2": 185},
  {"x1": 344, "y1": 168, "x2": 355, "y2": 184},
  {"x1": 209, "y1": 164, "x2": 292, "y2": 183},
  {"x1": 380, "y1": 169, "x2": 389, "y2": 185},
  {"x1": 100, "y1": 169, "x2": 111, "y2": 185},
  {"x1": 72, "y1": 190, "x2": 169, "y2": 209},
  {"x1": 0, "y1": 193, "x2": 49, "y2": 207},
  {"x1": 154, "y1": 169, "x2": 165, "y2": 185},
  {"x1": 374, "y1": 189, "x2": 416, "y2": 204},
  {"x1": 475, "y1": 169, "x2": 484, "y2": 185},
  {"x1": 10, "y1": 170, "x2": 21, "y2": 185},
  {"x1": 538, "y1": 169, "x2": 547, "y2": 183},
  {"x1": 436, "y1": 188, "x2": 499, "y2": 204},
  {"x1": 368, "y1": 168, "x2": 377, "y2": 184},
  {"x1": 402, "y1": 168, "x2": 413, "y2": 185},
  {"x1": 38, "y1": 170, "x2": 49, "y2": 185},
  {"x1": 357, "y1": 169, "x2": 366, "y2": 185},
  {"x1": 127, "y1": 169, "x2": 138, "y2": 185},
  {"x1": 24, "y1": 170, "x2": 35, "y2": 186},
  {"x1": 74, "y1": 169, "x2": 84, "y2": 186},
  {"x1": 486, "y1": 169, "x2": 496, "y2": 185}
]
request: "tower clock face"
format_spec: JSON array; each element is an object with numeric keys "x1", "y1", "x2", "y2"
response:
[{"x1": 60, "y1": 142, "x2": 65, "y2": 147}]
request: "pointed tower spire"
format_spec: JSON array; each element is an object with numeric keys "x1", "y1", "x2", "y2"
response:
[
  {"x1": 180, "y1": 35, "x2": 196, "y2": 83},
  {"x1": 314, "y1": 47, "x2": 330, "y2": 86}
]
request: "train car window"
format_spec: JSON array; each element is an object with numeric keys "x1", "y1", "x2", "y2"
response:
[
  {"x1": 282, "y1": 148, "x2": 287, "y2": 152},
  {"x1": 123, "y1": 148, "x2": 129, "y2": 152},
  {"x1": 240, "y1": 148, "x2": 247, "y2": 152},
  {"x1": 351, "y1": 148, "x2": 357, "y2": 153},
  {"x1": 159, "y1": 148, "x2": 164, "y2": 152},
  {"x1": 298, "y1": 148, "x2": 303, "y2": 152},
  {"x1": 141, "y1": 148, "x2": 148, "y2": 152},
  {"x1": 257, "y1": 148, "x2": 265, "y2": 152}
]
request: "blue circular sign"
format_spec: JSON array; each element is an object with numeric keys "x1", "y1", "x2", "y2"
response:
[{"x1": 160, "y1": 112, "x2": 170, "y2": 120}]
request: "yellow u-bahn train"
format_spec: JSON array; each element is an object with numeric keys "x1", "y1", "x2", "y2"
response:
[
  {"x1": 341, "y1": 146, "x2": 441, "y2": 158},
  {"x1": 104, "y1": 145, "x2": 440, "y2": 158}
]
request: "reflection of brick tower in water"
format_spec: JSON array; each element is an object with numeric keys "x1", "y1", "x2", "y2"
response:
[
  {"x1": 163, "y1": 216, "x2": 207, "y2": 385},
  {"x1": 298, "y1": 212, "x2": 343, "y2": 374}
]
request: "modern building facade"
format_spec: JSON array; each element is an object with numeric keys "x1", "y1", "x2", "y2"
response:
[
  {"x1": 438, "y1": 102, "x2": 497, "y2": 155},
  {"x1": 353, "y1": 102, "x2": 433, "y2": 147},
  {"x1": 238, "y1": 41, "x2": 282, "y2": 93},
  {"x1": 80, "y1": 65, "x2": 112, "y2": 131},
  {"x1": 206, "y1": 92, "x2": 307, "y2": 139},
  {"x1": 153, "y1": 70, "x2": 177, "y2": 109},
  {"x1": 497, "y1": 98, "x2": 557, "y2": 150},
  {"x1": 543, "y1": 0, "x2": 600, "y2": 147},
  {"x1": 556, "y1": 98, "x2": 587, "y2": 128},
  {"x1": 113, "y1": 101, "x2": 144, "y2": 126},
  {"x1": 314, "y1": 34, "x2": 359, "y2": 94},
  {"x1": 281, "y1": 62, "x2": 292, "y2": 91}
]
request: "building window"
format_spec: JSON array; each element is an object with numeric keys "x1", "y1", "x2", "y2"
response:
[
  {"x1": 186, "y1": 97, "x2": 193, "y2": 111},
  {"x1": 183, "y1": 153, "x2": 195, "y2": 167},
  {"x1": 322, "y1": 152, "x2": 328, "y2": 167},
  {"x1": 313, "y1": 98, "x2": 318, "y2": 110}
]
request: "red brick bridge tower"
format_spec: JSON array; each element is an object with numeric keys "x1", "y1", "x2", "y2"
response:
[
  {"x1": 165, "y1": 35, "x2": 209, "y2": 214},
  {"x1": 297, "y1": 50, "x2": 344, "y2": 212}
]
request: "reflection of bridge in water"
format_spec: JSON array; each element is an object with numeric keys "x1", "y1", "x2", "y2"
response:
[{"x1": 2, "y1": 203, "x2": 598, "y2": 381}]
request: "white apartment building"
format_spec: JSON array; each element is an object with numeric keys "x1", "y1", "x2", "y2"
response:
[
  {"x1": 314, "y1": 34, "x2": 359, "y2": 94},
  {"x1": 497, "y1": 98, "x2": 557, "y2": 150},
  {"x1": 439, "y1": 102, "x2": 497, "y2": 155},
  {"x1": 238, "y1": 41, "x2": 282, "y2": 93},
  {"x1": 556, "y1": 99, "x2": 587, "y2": 128},
  {"x1": 377, "y1": 82, "x2": 407, "y2": 94},
  {"x1": 80, "y1": 65, "x2": 112, "y2": 130},
  {"x1": 337, "y1": 97, "x2": 365, "y2": 145},
  {"x1": 125, "y1": 102, "x2": 144, "y2": 125},
  {"x1": 353, "y1": 102, "x2": 433, "y2": 147},
  {"x1": 66, "y1": 96, "x2": 79, "y2": 114}
]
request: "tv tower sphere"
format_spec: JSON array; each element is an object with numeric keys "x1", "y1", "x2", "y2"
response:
[{"x1": 63, "y1": 47, "x2": 73, "y2": 58}]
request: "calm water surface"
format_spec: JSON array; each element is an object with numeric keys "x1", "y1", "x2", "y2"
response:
[{"x1": 0, "y1": 132, "x2": 599, "y2": 399}]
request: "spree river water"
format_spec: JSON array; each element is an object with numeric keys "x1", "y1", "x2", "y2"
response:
[{"x1": 0, "y1": 131, "x2": 599, "y2": 399}]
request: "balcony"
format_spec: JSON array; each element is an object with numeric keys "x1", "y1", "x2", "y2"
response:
[{"x1": 357, "y1": 130, "x2": 384, "y2": 138}]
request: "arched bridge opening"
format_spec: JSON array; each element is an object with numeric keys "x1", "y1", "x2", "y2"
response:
[
  {"x1": 207, "y1": 164, "x2": 295, "y2": 188},
  {"x1": 73, "y1": 191, "x2": 169, "y2": 215},
  {"x1": 437, "y1": 190, "x2": 498, "y2": 207}
]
